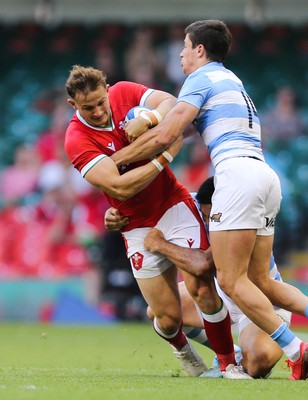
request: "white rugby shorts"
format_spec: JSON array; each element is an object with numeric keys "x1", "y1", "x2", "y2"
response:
[
  {"x1": 210, "y1": 157, "x2": 282, "y2": 235},
  {"x1": 122, "y1": 200, "x2": 206, "y2": 279}
]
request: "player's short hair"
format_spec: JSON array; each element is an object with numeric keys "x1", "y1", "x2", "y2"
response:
[
  {"x1": 185, "y1": 20, "x2": 232, "y2": 62},
  {"x1": 196, "y1": 176, "x2": 214, "y2": 205},
  {"x1": 66, "y1": 65, "x2": 107, "y2": 99}
]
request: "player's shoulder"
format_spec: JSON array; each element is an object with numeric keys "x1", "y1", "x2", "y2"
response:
[
  {"x1": 66, "y1": 113, "x2": 83, "y2": 134},
  {"x1": 65, "y1": 114, "x2": 77, "y2": 137},
  {"x1": 65, "y1": 114, "x2": 89, "y2": 148},
  {"x1": 110, "y1": 81, "x2": 150, "y2": 110},
  {"x1": 184, "y1": 67, "x2": 212, "y2": 91},
  {"x1": 110, "y1": 81, "x2": 144, "y2": 93}
]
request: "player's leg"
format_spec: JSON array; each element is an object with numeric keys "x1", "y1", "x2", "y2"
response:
[
  {"x1": 147, "y1": 280, "x2": 211, "y2": 346},
  {"x1": 249, "y1": 243, "x2": 308, "y2": 317},
  {"x1": 209, "y1": 158, "x2": 281, "y2": 331},
  {"x1": 212, "y1": 230, "x2": 307, "y2": 379},
  {"x1": 146, "y1": 280, "x2": 242, "y2": 373},
  {"x1": 211, "y1": 229, "x2": 283, "y2": 332},
  {"x1": 239, "y1": 304, "x2": 292, "y2": 378},
  {"x1": 177, "y1": 280, "x2": 204, "y2": 328},
  {"x1": 123, "y1": 227, "x2": 184, "y2": 339},
  {"x1": 264, "y1": 279, "x2": 308, "y2": 316},
  {"x1": 171, "y1": 281, "x2": 242, "y2": 365},
  {"x1": 155, "y1": 200, "x2": 240, "y2": 376},
  {"x1": 179, "y1": 268, "x2": 252, "y2": 379},
  {"x1": 137, "y1": 266, "x2": 208, "y2": 377},
  {"x1": 124, "y1": 226, "x2": 207, "y2": 377},
  {"x1": 239, "y1": 322, "x2": 283, "y2": 378},
  {"x1": 211, "y1": 158, "x2": 308, "y2": 380},
  {"x1": 247, "y1": 234, "x2": 308, "y2": 380},
  {"x1": 137, "y1": 265, "x2": 182, "y2": 336}
]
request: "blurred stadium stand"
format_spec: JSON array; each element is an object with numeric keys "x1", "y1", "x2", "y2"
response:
[
  {"x1": 0, "y1": 0, "x2": 308, "y2": 24},
  {"x1": 0, "y1": 1, "x2": 307, "y2": 322}
]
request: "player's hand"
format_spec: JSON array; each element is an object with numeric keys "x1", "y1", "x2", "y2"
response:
[
  {"x1": 144, "y1": 228, "x2": 165, "y2": 252},
  {"x1": 165, "y1": 134, "x2": 183, "y2": 159},
  {"x1": 104, "y1": 207, "x2": 129, "y2": 231},
  {"x1": 124, "y1": 118, "x2": 149, "y2": 143}
]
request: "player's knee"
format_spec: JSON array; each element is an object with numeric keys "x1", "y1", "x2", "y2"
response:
[
  {"x1": 216, "y1": 274, "x2": 236, "y2": 298},
  {"x1": 158, "y1": 317, "x2": 182, "y2": 335},
  {"x1": 195, "y1": 285, "x2": 215, "y2": 303},
  {"x1": 150, "y1": 312, "x2": 182, "y2": 335},
  {"x1": 243, "y1": 347, "x2": 277, "y2": 378}
]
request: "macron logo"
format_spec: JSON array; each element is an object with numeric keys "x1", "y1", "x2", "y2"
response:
[
  {"x1": 107, "y1": 142, "x2": 116, "y2": 151},
  {"x1": 187, "y1": 238, "x2": 195, "y2": 248}
]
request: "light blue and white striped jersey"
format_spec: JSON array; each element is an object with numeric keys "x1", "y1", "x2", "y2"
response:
[{"x1": 178, "y1": 62, "x2": 265, "y2": 168}]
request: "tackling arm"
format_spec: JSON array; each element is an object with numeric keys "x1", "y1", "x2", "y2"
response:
[
  {"x1": 144, "y1": 228, "x2": 214, "y2": 278},
  {"x1": 85, "y1": 135, "x2": 182, "y2": 201},
  {"x1": 111, "y1": 101, "x2": 199, "y2": 167}
]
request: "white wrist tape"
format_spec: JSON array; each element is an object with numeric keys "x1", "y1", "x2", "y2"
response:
[
  {"x1": 161, "y1": 151, "x2": 173, "y2": 163},
  {"x1": 140, "y1": 110, "x2": 162, "y2": 127},
  {"x1": 139, "y1": 112, "x2": 152, "y2": 127},
  {"x1": 151, "y1": 109, "x2": 162, "y2": 123},
  {"x1": 151, "y1": 158, "x2": 164, "y2": 172}
]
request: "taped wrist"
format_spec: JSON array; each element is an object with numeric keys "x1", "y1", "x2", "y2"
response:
[{"x1": 139, "y1": 110, "x2": 162, "y2": 127}]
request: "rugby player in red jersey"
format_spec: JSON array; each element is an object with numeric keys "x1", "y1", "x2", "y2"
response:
[{"x1": 64, "y1": 65, "x2": 250, "y2": 378}]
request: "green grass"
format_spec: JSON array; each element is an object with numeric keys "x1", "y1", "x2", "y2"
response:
[{"x1": 0, "y1": 323, "x2": 307, "y2": 400}]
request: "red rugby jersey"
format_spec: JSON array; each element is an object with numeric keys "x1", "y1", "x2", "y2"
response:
[{"x1": 65, "y1": 81, "x2": 191, "y2": 231}]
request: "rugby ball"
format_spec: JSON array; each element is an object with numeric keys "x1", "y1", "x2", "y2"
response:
[{"x1": 125, "y1": 106, "x2": 152, "y2": 123}]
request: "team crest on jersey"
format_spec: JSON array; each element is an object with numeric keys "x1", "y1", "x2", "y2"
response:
[
  {"x1": 131, "y1": 252, "x2": 144, "y2": 271},
  {"x1": 187, "y1": 238, "x2": 195, "y2": 248},
  {"x1": 210, "y1": 212, "x2": 222, "y2": 222}
]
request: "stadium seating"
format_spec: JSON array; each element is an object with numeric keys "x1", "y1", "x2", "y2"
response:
[{"x1": 0, "y1": 21, "x2": 307, "y2": 278}]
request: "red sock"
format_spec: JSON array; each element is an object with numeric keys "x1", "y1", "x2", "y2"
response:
[
  {"x1": 153, "y1": 319, "x2": 187, "y2": 351},
  {"x1": 202, "y1": 311, "x2": 235, "y2": 371}
]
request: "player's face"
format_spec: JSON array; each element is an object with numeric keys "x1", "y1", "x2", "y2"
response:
[
  {"x1": 72, "y1": 85, "x2": 111, "y2": 128},
  {"x1": 180, "y1": 34, "x2": 200, "y2": 75},
  {"x1": 199, "y1": 203, "x2": 211, "y2": 228}
]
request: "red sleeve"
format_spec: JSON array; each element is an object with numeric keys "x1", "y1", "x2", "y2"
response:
[{"x1": 65, "y1": 117, "x2": 108, "y2": 173}]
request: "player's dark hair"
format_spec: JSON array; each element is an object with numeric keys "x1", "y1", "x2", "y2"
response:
[
  {"x1": 66, "y1": 65, "x2": 107, "y2": 99},
  {"x1": 185, "y1": 20, "x2": 232, "y2": 62},
  {"x1": 196, "y1": 176, "x2": 214, "y2": 205}
]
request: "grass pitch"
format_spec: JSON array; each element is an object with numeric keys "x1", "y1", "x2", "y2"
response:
[{"x1": 0, "y1": 323, "x2": 307, "y2": 400}]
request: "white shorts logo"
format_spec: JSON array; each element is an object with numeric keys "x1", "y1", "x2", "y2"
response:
[{"x1": 210, "y1": 212, "x2": 222, "y2": 222}]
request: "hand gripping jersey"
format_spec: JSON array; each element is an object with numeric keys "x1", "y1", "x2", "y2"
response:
[{"x1": 65, "y1": 81, "x2": 191, "y2": 231}]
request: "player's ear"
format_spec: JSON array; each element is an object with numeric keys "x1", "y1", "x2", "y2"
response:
[
  {"x1": 198, "y1": 44, "x2": 205, "y2": 57},
  {"x1": 106, "y1": 84, "x2": 110, "y2": 92},
  {"x1": 67, "y1": 98, "x2": 77, "y2": 109}
]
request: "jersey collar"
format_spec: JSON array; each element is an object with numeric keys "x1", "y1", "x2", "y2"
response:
[{"x1": 76, "y1": 110, "x2": 115, "y2": 131}]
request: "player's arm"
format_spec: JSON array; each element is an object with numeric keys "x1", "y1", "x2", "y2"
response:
[
  {"x1": 112, "y1": 101, "x2": 199, "y2": 167},
  {"x1": 85, "y1": 135, "x2": 182, "y2": 201},
  {"x1": 144, "y1": 89, "x2": 178, "y2": 121},
  {"x1": 124, "y1": 90, "x2": 177, "y2": 143},
  {"x1": 144, "y1": 228, "x2": 214, "y2": 278}
]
